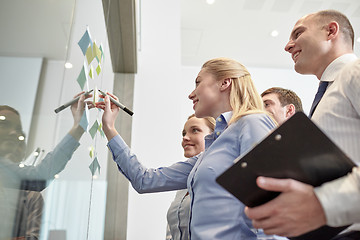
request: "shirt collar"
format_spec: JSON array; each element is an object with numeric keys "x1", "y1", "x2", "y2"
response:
[
  {"x1": 219, "y1": 111, "x2": 233, "y2": 124},
  {"x1": 320, "y1": 53, "x2": 358, "y2": 83},
  {"x1": 204, "y1": 111, "x2": 233, "y2": 148}
]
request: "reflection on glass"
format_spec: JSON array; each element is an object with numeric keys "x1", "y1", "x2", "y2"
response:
[
  {"x1": 1, "y1": 0, "x2": 110, "y2": 238},
  {"x1": 0, "y1": 101, "x2": 87, "y2": 239},
  {"x1": 0, "y1": 106, "x2": 45, "y2": 239},
  {"x1": 1, "y1": 0, "x2": 80, "y2": 237}
]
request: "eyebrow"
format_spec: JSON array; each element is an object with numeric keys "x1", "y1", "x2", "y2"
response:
[
  {"x1": 183, "y1": 125, "x2": 201, "y2": 133},
  {"x1": 290, "y1": 26, "x2": 303, "y2": 40},
  {"x1": 263, "y1": 99, "x2": 274, "y2": 104},
  {"x1": 186, "y1": 125, "x2": 200, "y2": 131}
]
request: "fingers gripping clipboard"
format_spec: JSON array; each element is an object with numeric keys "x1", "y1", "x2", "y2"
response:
[{"x1": 216, "y1": 112, "x2": 355, "y2": 240}]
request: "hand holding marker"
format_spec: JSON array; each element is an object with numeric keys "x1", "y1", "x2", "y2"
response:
[
  {"x1": 54, "y1": 89, "x2": 94, "y2": 113},
  {"x1": 55, "y1": 89, "x2": 133, "y2": 116},
  {"x1": 98, "y1": 89, "x2": 134, "y2": 116}
]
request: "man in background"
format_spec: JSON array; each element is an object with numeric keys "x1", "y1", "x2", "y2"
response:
[{"x1": 261, "y1": 87, "x2": 303, "y2": 125}]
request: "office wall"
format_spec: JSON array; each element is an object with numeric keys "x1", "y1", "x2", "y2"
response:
[
  {"x1": 128, "y1": 0, "x2": 183, "y2": 239},
  {"x1": 128, "y1": 0, "x2": 318, "y2": 239}
]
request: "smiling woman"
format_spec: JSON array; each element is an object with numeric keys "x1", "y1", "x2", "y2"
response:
[
  {"x1": 97, "y1": 57, "x2": 285, "y2": 240},
  {"x1": 181, "y1": 114, "x2": 215, "y2": 158},
  {"x1": 167, "y1": 114, "x2": 215, "y2": 240}
]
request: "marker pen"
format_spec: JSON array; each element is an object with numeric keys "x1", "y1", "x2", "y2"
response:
[
  {"x1": 54, "y1": 89, "x2": 93, "y2": 113},
  {"x1": 98, "y1": 89, "x2": 134, "y2": 116}
]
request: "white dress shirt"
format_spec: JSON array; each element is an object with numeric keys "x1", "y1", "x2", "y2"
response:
[{"x1": 312, "y1": 54, "x2": 360, "y2": 228}]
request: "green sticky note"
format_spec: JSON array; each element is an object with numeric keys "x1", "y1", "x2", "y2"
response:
[
  {"x1": 89, "y1": 157, "x2": 100, "y2": 176},
  {"x1": 89, "y1": 120, "x2": 99, "y2": 139},
  {"x1": 76, "y1": 66, "x2": 87, "y2": 90},
  {"x1": 79, "y1": 108, "x2": 89, "y2": 132},
  {"x1": 99, "y1": 44, "x2": 104, "y2": 58},
  {"x1": 98, "y1": 123, "x2": 105, "y2": 138},
  {"x1": 99, "y1": 128, "x2": 105, "y2": 138}
]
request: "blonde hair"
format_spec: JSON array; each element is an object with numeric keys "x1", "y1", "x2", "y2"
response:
[
  {"x1": 187, "y1": 114, "x2": 216, "y2": 132},
  {"x1": 201, "y1": 58, "x2": 265, "y2": 125}
]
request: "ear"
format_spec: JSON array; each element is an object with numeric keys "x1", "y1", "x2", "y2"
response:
[
  {"x1": 285, "y1": 104, "x2": 296, "y2": 118},
  {"x1": 326, "y1": 21, "x2": 339, "y2": 40},
  {"x1": 220, "y1": 78, "x2": 232, "y2": 92}
]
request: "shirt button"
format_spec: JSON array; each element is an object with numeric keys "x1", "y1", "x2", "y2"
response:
[
  {"x1": 217, "y1": 118, "x2": 222, "y2": 122},
  {"x1": 216, "y1": 131, "x2": 220, "y2": 136}
]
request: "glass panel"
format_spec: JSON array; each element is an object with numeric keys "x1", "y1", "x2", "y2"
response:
[{"x1": 0, "y1": 1, "x2": 114, "y2": 239}]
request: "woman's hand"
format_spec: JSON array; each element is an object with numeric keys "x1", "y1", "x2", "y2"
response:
[
  {"x1": 69, "y1": 91, "x2": 93, "y2": 140},
  {"x1": 96, "y1": 92, "x2": 120, "y2": 140}
]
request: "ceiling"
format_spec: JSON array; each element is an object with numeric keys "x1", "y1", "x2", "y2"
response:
[
  {"x1": 181, "y1": 0, "x2": 360, "y2": 68},
  {"x1": 1, "y1": 0, "x2": 360, "y2": 71},
  {"x1": 0, "y1": 0, "x2": 75, "y2": 60}
]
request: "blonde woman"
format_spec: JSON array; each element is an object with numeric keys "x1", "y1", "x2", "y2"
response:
[{"x1": 97, "y1": 58, "x2": 281, "y2": 239}]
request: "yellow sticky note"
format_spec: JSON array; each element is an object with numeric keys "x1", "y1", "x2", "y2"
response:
[
  {"x1": 89, "y1": 65, "x2": 93, "y2": 79},
  {"x1": 89, "y1": 146, "x2": 95, "y2": 158},
  {"x1": 96, "y1": 64, "x2": 101, "y2": 75},
  {"x1": 86, "y1": 46, "x2": 95, "y2": 64},
  {"x1": 93, "y1": 42, "x2": 102, "y2": 63}
]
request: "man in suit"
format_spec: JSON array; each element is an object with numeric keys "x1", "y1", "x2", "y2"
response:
[{"x1": 245, "y1": 10, "x2": 360, "y2": 239}]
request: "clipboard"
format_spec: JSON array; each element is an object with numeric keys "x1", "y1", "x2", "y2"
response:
[{"x1": 216, "y1": 112, "x2": 355, "y2": 240}]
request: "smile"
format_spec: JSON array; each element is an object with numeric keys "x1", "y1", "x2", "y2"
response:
[
  {"x1": 183, "y1": 144, "x2": 194, "y2": 149},
  {"x1": 293, "y1": 51, "x2": 301, "y2": 62},
  {"x1": 192, "y1": 100, "x2": 198, "y2": 109}
]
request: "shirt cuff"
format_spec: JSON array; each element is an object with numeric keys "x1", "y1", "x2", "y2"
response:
[
  {"x1": 107, "y1": 135, "x2": 128, "y2": 160},
  {"x1": 59, "y1": 134, "x2": 80, "y2": 154},
  {"x1": 314, "y1": 167, "x2": 360, "y2": 227}
]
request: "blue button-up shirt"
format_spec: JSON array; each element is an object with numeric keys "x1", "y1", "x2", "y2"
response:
[{"x1": 107, "y1": 113, "x2": 283, "y2": 239}]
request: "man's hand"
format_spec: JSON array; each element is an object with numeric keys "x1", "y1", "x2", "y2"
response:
[{"x1": 244, "y1": 176, "x2": 327, "y2": 237}]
